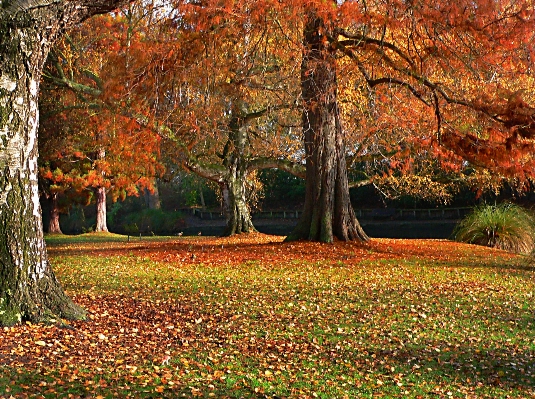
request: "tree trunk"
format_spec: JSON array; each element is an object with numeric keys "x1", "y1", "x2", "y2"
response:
[
  {"x1": 145, "y1": 179, "x2": 161, "y2": 210},
  {"x1": 220, "y1": 173, "x2": 256, "y2": 236},
  {"x1": 187, "y1": 106, "x2": 257, "y2": 236},
  {"x1": 93, "y1": 143, "x2": 108, "y2": 232},
  {"x1": 48, "y1": 193, "x2": 63, "y2": 234},
  {"x1": 94, "y1": 186, "x2": 108, "y2": 232},
  {"x1": 287, "y1": 11, "x2": 368, "y2": 243},
  {"x1": 220, "y1": 110, "x2": 256, "y2": 236},
  {"x1": 0, "y1": 8, "x2": 82, "y2": 326},
  {"x1": 0, "y1": 0, "x2": 133, "y2": 326}
]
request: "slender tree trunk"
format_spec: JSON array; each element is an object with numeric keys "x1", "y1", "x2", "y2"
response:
[
  {"x1": 94, "y1": 186, "x2": 108, "y2": 232},
  {"x1": 48, "y1": 193, "x2": 63, "y2": 234},
  {"x1": 0, "y1": 0, "x2": 133, "y2": 326},
  {"x1": 287, "y1": 10, "x2": 368, "y2": 243},
  {"x1": 93, "y1": 143, "x2": 108, "y2": 232}
]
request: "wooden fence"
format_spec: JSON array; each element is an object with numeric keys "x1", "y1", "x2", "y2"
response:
[{"x1": 190, "y1": 207, "x2": 473, "y2": 221}]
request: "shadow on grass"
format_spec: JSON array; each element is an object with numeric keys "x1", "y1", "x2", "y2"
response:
[
  {"x1": 0, "y1": 367, "x2": 274, "y2": 398},
  {"x1": 2, "y1": 342, "x2": 534, "y2": 398},
  {"x1": 370, "y1": 343, "x2": 535, "y2": 392}
]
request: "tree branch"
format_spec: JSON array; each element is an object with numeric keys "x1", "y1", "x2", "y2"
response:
[
  {"x1": 348, "y1": 179, "x2": 372, "y2": 189},
  {"x1": 247, "y1": 157, "x2": 305, "y2": 179}
]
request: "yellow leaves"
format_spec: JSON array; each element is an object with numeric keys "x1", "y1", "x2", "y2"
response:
[{"x1": 126, "y1": 365, "x2": 138, "y2": 373}]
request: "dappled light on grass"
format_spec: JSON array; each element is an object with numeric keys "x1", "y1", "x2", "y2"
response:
[{"x1": 1, "y1": 234, "x2": 534, "y2": 398}]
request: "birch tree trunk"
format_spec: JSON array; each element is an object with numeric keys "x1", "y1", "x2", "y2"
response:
[{"x1": 0, "y1": 0, "x2": 133, "y2": 326}]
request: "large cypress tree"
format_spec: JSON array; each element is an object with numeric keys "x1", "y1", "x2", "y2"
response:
[{"x1": 287, "y1": 9, "x2": 369, "y2": 243}]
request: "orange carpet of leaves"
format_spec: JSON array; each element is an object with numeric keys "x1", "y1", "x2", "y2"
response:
[
  {"x1": 48, "y1": 233, "x2": 516, "y2": 267},
  {"x1": 0, "y1": 234, "x2": 520, "y2": 398}
]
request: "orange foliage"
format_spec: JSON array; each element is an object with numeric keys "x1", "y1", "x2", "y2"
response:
[
  {"x1": 39, "y1": 9, "x2": 165, "y2": 207},
  {"x1": 40, "y1": 0, "x2": 535, "y2": 207}
]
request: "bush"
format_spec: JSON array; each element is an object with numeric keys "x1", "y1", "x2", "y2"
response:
[
  {"x1": 122, "y1": 209, "x2": 185, "y2": 236},
  {"x1": 453, "y1": 203, "x2": 535, "y2": 254}
]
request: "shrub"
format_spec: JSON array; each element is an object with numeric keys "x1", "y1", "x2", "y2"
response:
[
  {"x1": 453, "y1": 203, "x2": 535, "y2": 254},
  {"x1": 123, "y1": 209, "x2": 185, "y2": 236}
]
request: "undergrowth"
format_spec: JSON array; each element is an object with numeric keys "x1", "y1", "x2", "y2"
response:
[{"x1": 454, "y1": 203, "x2": 535, "y2": 254}]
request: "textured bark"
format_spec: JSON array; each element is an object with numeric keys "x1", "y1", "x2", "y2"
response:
[
  {"x1": 220, "y1": 173, "x2": 256, "y2": 237},
  {"x1": 0, "y1": 0, "x2": 133, "y2": 326},
  {"x1": 220, "y1": 110, "x2": 257, "y2": 236},
  {"x1": 48, "y1": 193, "x2": 63, "y2": 234},
  {"x1": 94, "y1": 186, "x2": 108, "y2": 232},
  {"x1": 186, "y1": 107, "x2": 257, "y2": 236},
  {"x1": 187, "y1": 165, "x2": 255, "y2": 236},
  {"x1": 287, "y1": 11, "x2": 368, "y2": 243}
]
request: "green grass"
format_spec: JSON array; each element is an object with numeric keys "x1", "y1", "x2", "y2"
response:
[
  {"x1": 1, "y1": 235, "x2": 534, "y2": 398},
  {"x1": 454, "y1": 203, "x2": 535, "y2": 254}
]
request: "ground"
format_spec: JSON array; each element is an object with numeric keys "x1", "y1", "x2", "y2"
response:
[{"x1": 0, "y1": 233, "x2": 533, "y2": 398}]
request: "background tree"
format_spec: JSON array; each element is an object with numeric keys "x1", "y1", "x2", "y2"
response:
[
  {"x1": 120, "y1": 2, "x2": 306, "y2": 235},
  {"x1": 38, "y1": 92, "x2": 91, "y2": 234},
  {"x1": 39, "y1": 10, "x2": 164, "y2": 233}
]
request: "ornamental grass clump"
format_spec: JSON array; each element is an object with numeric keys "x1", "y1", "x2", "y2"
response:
[{"x1": 454, "y1": 203, "x2": 535, "y2": 254}]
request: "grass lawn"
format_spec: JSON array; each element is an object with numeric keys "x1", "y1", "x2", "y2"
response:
[{"x1": 1, "y1": 232, "x2": 534, "y2": 398}]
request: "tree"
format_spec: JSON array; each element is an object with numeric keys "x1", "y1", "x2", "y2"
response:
[
  {"x1": 38, "y1": 89, "x2": 95, "y2": 234},
  {"x1": 0, "y1": 0, "x2": 133, "y2": 326},
  {"x1": 285, "y1": 0, "x2": 535, "y2": 242},
  {"x1": 132, "y1": 3, "x2": 305, "y2": 235},
  {"x1": 39, "y1": 11, "x2": 164, "y2": 234},
  {"x1": 287, "y1": 9, "x2": 369, "y2": 242},
  {"x1": 182, "y1": 104, "x2": 304, "y2": 236}
]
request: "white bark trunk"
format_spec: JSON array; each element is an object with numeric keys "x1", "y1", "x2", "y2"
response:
[
  {"x1": 0, "y1": 0, "x2": 134, "y2": 326},
  {"x1": 95, "y1": 186, "x2": 108, "y2": 232}
]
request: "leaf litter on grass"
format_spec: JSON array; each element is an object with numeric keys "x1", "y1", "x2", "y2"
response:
[{"x1": 1, "y1": 233, "x2": 534, "y2": 398}]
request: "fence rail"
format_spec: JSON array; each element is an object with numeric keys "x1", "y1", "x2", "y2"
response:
[{"x1": 190, "y1": 207, "x2": 473, "y2": 221}]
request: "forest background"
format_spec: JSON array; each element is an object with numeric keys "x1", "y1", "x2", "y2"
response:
[{"x1": 37, "y1": 1, "x2": 535, "y2": 238}]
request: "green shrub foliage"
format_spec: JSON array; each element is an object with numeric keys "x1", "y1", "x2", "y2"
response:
[
  {"x1": 123, "y1": 209, "x2": 185, "y2": 236},
  {"x1": 454, "y1": 203, "x2": 535, "y2": 254}
]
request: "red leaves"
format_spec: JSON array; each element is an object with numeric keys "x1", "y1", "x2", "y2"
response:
[{"x1": 47, "y1": 233, "x2": 516, "y2": 270}]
